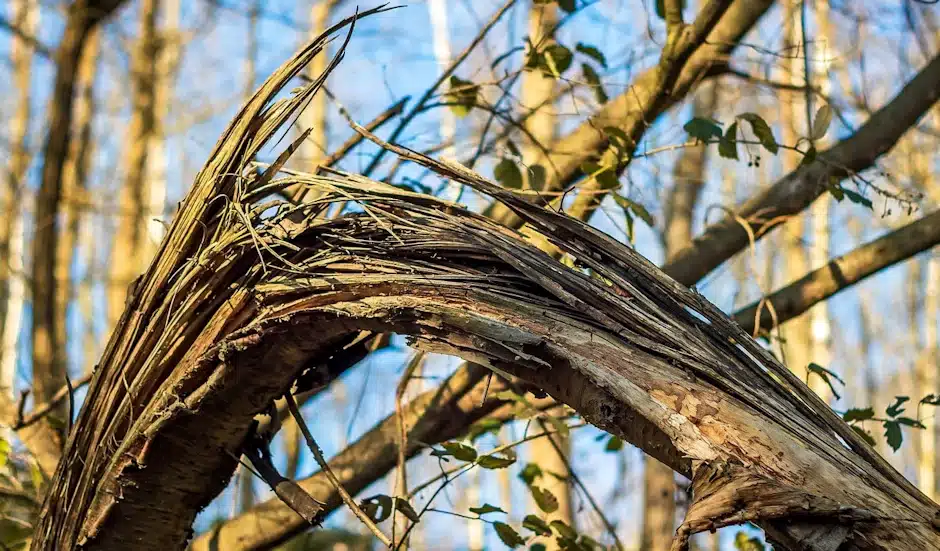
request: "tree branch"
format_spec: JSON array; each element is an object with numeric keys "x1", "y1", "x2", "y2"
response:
[
  {"x1": 487, "y1": 0, "x2": 768, "y2": 229},
  {"x1": 734, "y1": 209, "x2": 940, "y2": 335},
  {"x1": 663, "y1": 52, "x2": 940, "y2": 287},
  {"x1": 0, "y1": 14, "x2": 53, "y2": 59}
]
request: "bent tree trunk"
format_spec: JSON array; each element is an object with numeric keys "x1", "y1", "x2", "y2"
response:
[{"x1": 33, "y1": 13, "x2": 940, "y2": 551}]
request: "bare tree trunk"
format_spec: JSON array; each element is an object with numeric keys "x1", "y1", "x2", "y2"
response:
[
  {"x1": 107, "y1": 0, "x2": 160, "y2": 330},
  {"x1": 289, "y1": 0, "x2": 335, "y2": 204},
  {"x1": 31, "y1": 0, "x2": 127, "y2": 445},
  {"x1": 0, "y1": 0, "x2": 37, "y2": 398},
  {"x1": 427, "y1": 0, "x2": 459, "y2": 201},
  {"x1": 56, "y1": 26, "x2": 101, "y2": 410},
  {"x1": 916, "y1": 107, "x2": 940, "y2": 498},
  {"x1": 778, "y1": 0, "x2": 815, "y2": 396},
  {"x1": 918, "y1": 255, "x2": 938, "y2": 500},
  {"x1": 808, "y1": 0, "x2": 834, "y2": 402},
  {"x1": 145, "y1": 0, "x2": 180, "y2": 256}
]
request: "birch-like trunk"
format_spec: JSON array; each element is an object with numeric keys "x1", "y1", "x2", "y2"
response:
[
  {"x1": 107, "y1": 0, "x2": 160, "y2": 329},
  {"x1": 0, "y1": 0, "x2": 37, "y2": 399}
]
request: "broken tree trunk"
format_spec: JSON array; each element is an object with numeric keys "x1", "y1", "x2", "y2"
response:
[{"x1": 33, "y1": 12, "x2": 940, "y2": 551}]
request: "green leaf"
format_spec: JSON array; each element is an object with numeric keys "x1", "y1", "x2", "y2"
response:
[
  {"x1": 360, "y1": 494, "x2": 394, "y2": 522},
  {"x1": 493, "y1": 389, "x2": 526, "y2": 403},
  {"x1": 828, "y1": 184, "x2": 844, "y2": 201},
  {"x1": 523, "y1": 514, "x2": 553, "y2": 536},
  {"x1": 810, "y1": 103, "x2": 833, "y2": 140},
  {"x1": 531, "y1": 485, "x2": 559, "y2": 513},
  {"x1": 30, "y1": 462, "x2": 43, "y2": 492},
  {"x1": 575, "y1": 43, "x2": 607, "y2": 68},
  {"x1": 525, "y1": 49, "x2": 544, "y2": 71},
  {"x1": 470, "y1": 504, "x2": 506, "y2": 516},
  {"x1": 394, "y1": 497, "x2": 420, "y2": 522},
  {"x1": 683, "y1": 117, "x2": 723, "y2": 142},
  {"x1": 605, "y1": 435, "x2": 623, "y2": 452},
  {"x1": 895, "y1": 416, "x2": 925, "y2": 429},
  {"x1": 446, "y1": 75, "x2": 478, "y2": 117},
  {"x1": 738, "y1": 112, "x2": 778, "y2": 154},
  {"x1": 506, "y1": 139, "x2": 522, "y2": 158},
  {"x1": 478, "y1": 450, "x2": 517, "y2": 469},
  {"x1": 718, "y1": 121, "x2": 738, "y2": 160},
  {"x1": 494, "y1": 522, "x2": 526, "y2": 548},
  {"x1": 578, "y1": 535, "x2": 603, "y2": 550},
  {"x1": 442, "y1": 441, "x2": 478, "y2": 461},
  {"x1": 0, "y1": 437, "x2": 9, "y2": 470},
  {"x1": 799, "y1": 145, "x2": 818, "y2": 167},
  {"x1": 519, "y1": 462, "x2": 543, "y2": 485},
  {"x1": 842, "y1": 188, "x2": 873, "y2": 209},
  {"x1": 883, "y1": 420, "x2": 903, "y2": 452},
  {"x1": 581, "y1": 63, "x2": 608, "y2": 104},
  {"x1": 557, "y1": 0, "x2": 577, "y2": 12},
  {"x1": 611, "y1": 193, "x2": 655, "y2": 227},
  {"x1": 886, "y1": 396, "x2": 910, "y2": 418},
  {"x1": 580, "y1": 161, "x2": 603, "y2": 175},
  {"x1": 596, "y1": 170, "x2": 619, "y2": 189},
  {"x1": 806, "y1": 362, "x2": 844, "y2": 400},
  {"x1": 556, "y1": 536, "x2": 582, "y2": 551},
  {"x1": 581, "y1": 162, "x2": 618, "y2": 189},
  {"x1": 734, "y1": 531, "x2": 766, "y2": 551},
  {"x1": 921, "y1": 394, "x2": 940, "y2": 406},
  {"x1": 842, "y1": 407, "x2": 875, "y2": 423},
  {"x1": 543, "y1": 414, "x2": 571, "y2": 439},
  {"x1": 542, "y1": 44, "x2": 573, "y2": 77},
  {"x1": 550, "y1": 519, "x2": 577, "y2": 539},
  {"x1": 850, "y1": 425, "x2": 877, "y2": 447},
  {"x1": 528, "y1": 164, "x2": 547, "y2": 190},
  {"x1": 495, "y1": 158, "x2": 524, "y2": 189},
  {"x1": 623, "y1": 208, "x2": 635, "y2": 241},
  {"x1": 603, "y1": 126, "x2": 631, "y2": 158},
  {"x1": 630, "y1": 198, "x2": 654, "y2": 226}
]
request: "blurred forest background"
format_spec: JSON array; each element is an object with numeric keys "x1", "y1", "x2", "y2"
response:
[{"x1": 1, "y1": 0, "x2": 939, "y2": 550}]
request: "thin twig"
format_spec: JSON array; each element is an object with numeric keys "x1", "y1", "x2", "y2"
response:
[
  {"x1": 393, "y1": 351, "x2": 425, "y2": 547},
  {"x1": 362, "y1": 0, "x2": 518, "y2": 177},
  {"x1": 538, "y1": 420, "x2": 625, "y2": 551},
  {"x1": 65, "y1": 374, "x2": 74, "y2": 438},
  {"x1": 285, "y1": 393, "x2": 393, "y2": 547},
  {"x1": 407, "y1": 421, "x2": 585, "y2": 499},
  {"x1": 13, "y1": 372, "x2": 92, "y2": 430},
  {"x1": 240, "y1": 431, "x2": 325, "y2": 525}
]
